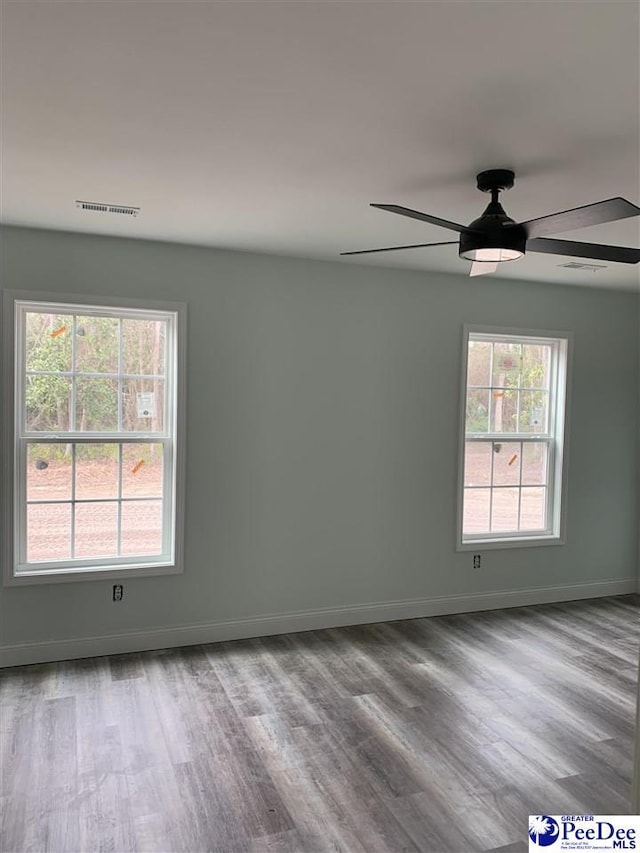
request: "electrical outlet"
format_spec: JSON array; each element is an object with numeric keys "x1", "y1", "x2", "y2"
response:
[
  {"x1": 473, "y1": 554, "x2": 481, "y2": 569},
  {"x1": 113, "y1": 584, "x2": 123, "y2": 602}
]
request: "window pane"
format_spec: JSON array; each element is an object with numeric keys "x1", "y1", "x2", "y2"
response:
[
  {"x1": 463, "y1": 488, "x2": 490, "y2": 534},
  {"x1": 490, "y1": 388, "x2": 517, "y2": 432},
  {"x1": 75, "y1": 377, "x2": 118, "y2": 431},
  {"x1": 74, "y1": 502, "x2": 118, "y2": 558},
  {"x1": 26, "y1": 312, "x2": 73, "y2": 373},
  {"x1": 27, "y1": 503, "x2": 71, "y2": 562},
  {"x1": 122, "y1": 444, "x2": 163, "y2": 498},
  {"x1": 519, "y1": 390, "x2": 549, "y2": 433},
  {"x1": 76, "y1": 444, "x2": 119, "y2": 499},
  {"x1": 27, "y1": 444, "x2": 72, "y2": 501},
  {"x1": 467, "y1": 341, "x2": 491, "y2": 387},
  {"x1": 122, "y1": 318, "x2": 166, "y2": 376},
  {"x1": 121, "y1": 379, "x2": 165, "y2": 432},
  {"x1": 466, "y1": 388, "x2": 489, "y2": 432},
  {"x1": 522, "y1": 344, "x2": 551, "y2": 389},
  {"x1": 491, "y1": 487, "x2": 520, "y2": 532},
  {"x1": 520, "y1": 487, "x2": 547, "y2": 530},
  {"x1": 121, "y1": 500, "x2": 163, "y2": 555},
  {"x1": 522, "y1": 443, "x2": 548, "y2": 485},
  {"x1": 492, "y1": 343, "x2": 521, "y2": 387},
  {"x1": 75, "y1": 316, "x2": 119, "y2": 374},
  {"x1": 25, "y1": 375, "x2": 72, "y2": 431},
  {"x1": 464, "y1": 442, "x2": 491, "y2": 486},
  {"x1": 492, "y1": 442, "x2": 521, "y2": 486}
]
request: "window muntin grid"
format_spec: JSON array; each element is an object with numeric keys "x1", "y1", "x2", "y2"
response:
[
  {"x1": 25, "y1": 442, "x2": 164, "y2": 563},
  {"x1": 463, "y1": 439, "x2": 550, "y2": 535},
  {"x1": 23, "y1": 309, "x2": 167, "y2": 434}
]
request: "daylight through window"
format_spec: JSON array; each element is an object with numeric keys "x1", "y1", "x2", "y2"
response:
[{"x1": 459, "y1": 329, "x2": 569, "y2": 548}]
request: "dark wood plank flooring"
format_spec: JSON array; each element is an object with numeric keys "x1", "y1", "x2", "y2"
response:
[{"x1": 1, "y1": 595, "x2": 639, "y2": 853}]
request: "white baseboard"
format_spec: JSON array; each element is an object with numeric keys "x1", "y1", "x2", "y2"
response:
[{"x1": 1, "y1": 577, "x2": 636, "y2": 668}]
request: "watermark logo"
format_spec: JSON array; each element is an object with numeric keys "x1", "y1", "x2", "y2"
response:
[
  {"x1": 528, "y1": 816, "x2": 639, "y2": 852},
  {"x1": 529, "y1": 816, "x2": 560, "y2": 847}
]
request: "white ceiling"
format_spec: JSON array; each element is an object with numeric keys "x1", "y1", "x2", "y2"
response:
[{"x1": 2, "y1": 0, "x2": 639, "y2": 291}]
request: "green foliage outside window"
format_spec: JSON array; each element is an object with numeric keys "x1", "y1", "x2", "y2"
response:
[{"x1": 24, "y1": 311, "x2": 166, "y2": 456}]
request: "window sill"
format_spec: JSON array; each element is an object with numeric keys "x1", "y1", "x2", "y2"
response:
[
  {"x1": 457, "y1": 535, "x2": 564, "y2": 552},
  {"x1": 5, "y1": 560, "x2": 183, "y2": 586}
]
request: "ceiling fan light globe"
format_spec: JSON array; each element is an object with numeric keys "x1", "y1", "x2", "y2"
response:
[{"x1": 460, "y1": 247, "x2": 524, "y2": 262}]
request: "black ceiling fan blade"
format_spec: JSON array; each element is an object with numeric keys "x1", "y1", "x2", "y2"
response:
[
  {"x1": 527, "y1": 237, "x2": 640, "y2": 264},
  {"x1": 517, "y1": 197, "x2": 640, "y2": 239},
  {"x1": 370, "y1": 204, "x2": 474, "y2": 234},
  {"x1": 341, "y1": 240, "x2": 458, "y2": 257}
]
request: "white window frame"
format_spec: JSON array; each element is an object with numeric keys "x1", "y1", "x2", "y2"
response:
[
  {"x1": 2, "y1": 290, "x2": 186, "y2": 585},
  {"x1": 456, "y1": 324, "x2": 571, "y2": 551}
]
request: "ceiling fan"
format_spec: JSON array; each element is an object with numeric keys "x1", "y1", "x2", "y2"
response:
[{"x1": 341, "y1": 169, "x2": 640, "y2": 276}]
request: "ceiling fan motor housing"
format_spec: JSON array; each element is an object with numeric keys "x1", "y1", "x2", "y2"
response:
[{"x1": 459, "y1": 199, "x2": 527, "y2": 262}]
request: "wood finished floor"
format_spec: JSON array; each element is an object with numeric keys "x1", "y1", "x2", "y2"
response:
[{"x1": 1, "y1": 595, "x2": 639, "y2": 853}]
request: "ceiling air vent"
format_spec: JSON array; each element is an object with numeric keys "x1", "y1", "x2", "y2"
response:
[
  {"x1": 558, "y1": 261, "x2": 606, "y2": 271},
  {"x1": 76, "y1": 200, "x2": 140, "y2": 217}
]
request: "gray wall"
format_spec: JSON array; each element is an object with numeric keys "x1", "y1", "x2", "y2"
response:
[{"x1": 1, "y1": 225, "x2": 638, "y2": 649}]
